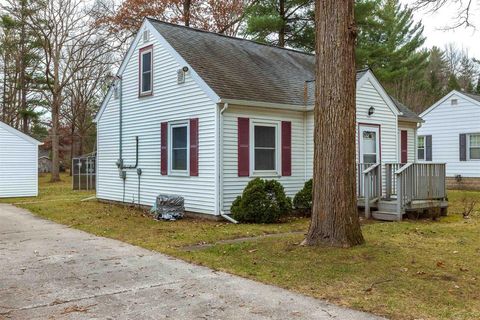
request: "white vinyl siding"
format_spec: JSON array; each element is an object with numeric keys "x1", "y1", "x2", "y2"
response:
[
  {"x1": 0, "y1": 124, "x2": 39, "y2": 198},
  {"x1": 222, "y1": 106, "x2": 306, "y2": 213},
  {"x1": 96, "y1": 30, "x2": 217, "y2": 214},
  {"x1": 419, "y1": 93, "x2": 480, "y2": 177}
]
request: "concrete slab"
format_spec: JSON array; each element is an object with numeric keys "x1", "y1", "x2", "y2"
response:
[{"x1": 0, "y1": 204, "x2": 383, "y2": 320}]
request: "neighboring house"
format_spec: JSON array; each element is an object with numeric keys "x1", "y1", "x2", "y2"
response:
[
  {"x1": 0, "y1": 121, "x2": 42, "y2": 198},
  {"x1": 94, "y1": 18, "x2": 446, "y2": 221},
  {"x1": 38, "y1": 148, "x2": 52, "y2": 173},
  {"x1": 419, "y1": 90, "x2": 480, "y2": 190}
]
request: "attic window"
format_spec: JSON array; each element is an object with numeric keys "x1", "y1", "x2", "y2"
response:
[
  {"x1": 143, "y1": 30, "x2": 149, "y2": 43},
  {"x1": 451, "y1": 99, "x2": 458, "y2": 106},
  {"x1": 139, "y1": 46, "x2": 153, "y2": 96}
]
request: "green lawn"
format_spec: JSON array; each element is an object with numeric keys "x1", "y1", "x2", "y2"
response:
[{"x1": 2, "y1": 173, "x2": 480, "y2": 320}]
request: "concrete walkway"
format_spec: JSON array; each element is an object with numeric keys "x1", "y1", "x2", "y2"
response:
[{"x1": 0, "y1": 204, "x2": 383, "y2": 320}]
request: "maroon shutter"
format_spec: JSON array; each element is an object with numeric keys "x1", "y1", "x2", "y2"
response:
[
  {"x1": 401, "y1": 130, "x2": 408, "y2": 164},
  {"x1": 161, "y1": 122, "x2": 168, "y2": 175},
  {"x1": 189, "y1": 118, "x2": 199, "y2": 176},
  {"x1": 238, "y1": 118, "x2": 249, "y2": 177},
  {"x1": 281, "y1": 121, "x2": 292, "y2": 176}
]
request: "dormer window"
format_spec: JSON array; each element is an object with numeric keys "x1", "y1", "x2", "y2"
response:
[{"x1": 139, "y1": 46, "x2": 153, "y2": 96}]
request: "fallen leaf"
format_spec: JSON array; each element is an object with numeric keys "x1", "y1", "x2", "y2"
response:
[
  {"x1": 436, "y1": 261, "x2": 445, "y2": 268},
  {"x1": 248, "y1": 249, "x2": 258, "y2": 253}
]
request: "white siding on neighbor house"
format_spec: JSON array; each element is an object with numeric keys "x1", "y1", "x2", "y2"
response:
[
  {"x1": 419, "y1": 93, "x2": 480, "y2": 177},
  {"x1": 96, "y1": 30, "x2": 218, "y2": 214},
  {"x1": 221, "y1": 105, "x2": 307, "y2": 212},
  {"x1": 0, "y1": 125, "x2": 39, "y2": 198},
  {"x1": 398, "y1": 121, "x2": 417, "y2": 163}
]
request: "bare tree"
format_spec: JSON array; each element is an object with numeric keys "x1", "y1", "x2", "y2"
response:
[
  {"x1": 414, "y1": 0, "x2": 478, "y2": 28},
  {"x1": 27, "y1": 0, "x2": 109, "y2": 181},
  {"x1": 303, "y1": 0, "x2": 364, "y2": 247}
]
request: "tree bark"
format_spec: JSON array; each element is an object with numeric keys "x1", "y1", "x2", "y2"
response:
[
  {"x1": 278, "y1": 0, "x2": 286, "y2": 47},
  {"x1": 183, "y1": 0, "x2": 191, "y2": 27},
  {"x1": 304, "y1": 0, "x2": 364, "y2": 247}
]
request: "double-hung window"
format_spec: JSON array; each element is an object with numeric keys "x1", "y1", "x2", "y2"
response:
[
  {"x1": 417, "y1": 136, "x2": 425, "y2": 161},
  {"x1": 139, "y1": 46, "x2": 153, "y2": 96},
  {"x1": 468, "y1": 134, "x2": 480, "y2": 160},
  {"x1": 169, "y1": 122, "x2": 189, "y2": 173},
  {"x1": 252, "y1": 121, "x2": 278, "y2": 174}
]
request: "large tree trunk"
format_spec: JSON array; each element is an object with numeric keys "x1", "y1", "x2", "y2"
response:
[{"x1": 304, "y1": 0, "x2": 364, "y2": 247}]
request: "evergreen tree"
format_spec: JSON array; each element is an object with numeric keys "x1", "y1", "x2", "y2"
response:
[
  {"x1": 356, "y1": 0, "x2": 428, "y2": 82},
  {"x1": 243, "y1": 0, "x2": 315, "y2": 51},
  {"x1": 475, "y1": 77, "x2": 480, "y2": 95},
  {"x1": 447, "y1": 73, "x2": 461, "y2": 91}
]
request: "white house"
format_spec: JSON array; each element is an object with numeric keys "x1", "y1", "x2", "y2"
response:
[
  {"x1": 419, "y1": 90, "x2": 480, "y2": 189},
  {"x1": 0, "y1": 121, "x2": 42, "y2": 198},
  {"x1": 94, "y1": 18, "x2": 444, "y2": 221}
]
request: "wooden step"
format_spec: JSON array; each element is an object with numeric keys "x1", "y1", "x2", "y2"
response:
[
  {"x1": 372, "y1": 211, "x2": 402, "y2": 221},
  {"x1": 377, "y1": 200, "x2": 398, "y2": 212}
]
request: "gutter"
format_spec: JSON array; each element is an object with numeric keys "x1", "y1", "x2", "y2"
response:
[
  {"x1": 219, "y1": 98, "x2": 311, "y2": 111},
  {"x1": 218, "y1": 102, "x2": 238, "y2": 223}
]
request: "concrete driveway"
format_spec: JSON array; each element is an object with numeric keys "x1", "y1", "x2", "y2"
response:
[{"x1": 0, "y1": 204, "x2": 382, "y2": 320}]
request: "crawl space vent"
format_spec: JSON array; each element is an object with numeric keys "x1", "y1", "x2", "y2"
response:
[{"x1": 143, "y1": 30, "x2": 149, "y2": 43}]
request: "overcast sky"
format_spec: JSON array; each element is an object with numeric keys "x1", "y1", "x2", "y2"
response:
[{"x1": 402, "y1": 0, "x2": 480, "y2": 58}]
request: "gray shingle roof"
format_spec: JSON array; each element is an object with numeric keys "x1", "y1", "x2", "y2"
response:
[
  {"x1": 463, "y1": 92, "x2": 480, "y2": 103},
  {"x1": 149, "y1": 19, "x2": 420, "y2": 121},
  {"x1": 390, "y1": 96, "x2": 423, "y2": 122}
]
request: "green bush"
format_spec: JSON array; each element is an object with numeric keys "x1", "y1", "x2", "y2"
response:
[
  {"x1": 293, "y1": 179, "x2": 313, "y2": 215},
  {"x1": 231, "y1": 178, "x2": 292, "y2": 223}
]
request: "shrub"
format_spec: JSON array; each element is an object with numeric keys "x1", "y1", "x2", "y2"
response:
[
  {"x1": 231, "y1": 178, "x2": 292, "y2": 223},
  {"x1": 293, "y1": 179, "x2": 313, "y2": 215}
]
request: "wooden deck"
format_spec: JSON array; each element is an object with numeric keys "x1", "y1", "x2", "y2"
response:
[{"x1": 357, "y1": 162, "x2": 448, "y2": 221}]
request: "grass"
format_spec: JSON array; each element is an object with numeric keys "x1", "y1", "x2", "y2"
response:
[{"x1": 2, "y1": 173, "x2": 480, "y2": 319}]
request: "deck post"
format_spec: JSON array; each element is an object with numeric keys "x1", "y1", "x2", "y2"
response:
[
  {"x1": 396, "y1": 174, "x2": 402, "y2": 220},
  {"x1": 364, "y1": 173, "x2": 370, "y2": 219}
]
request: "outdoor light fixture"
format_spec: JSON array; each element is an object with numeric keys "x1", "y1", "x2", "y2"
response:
[{"x1": 368, "y1": 106, "x2": 375, "y2": 116}]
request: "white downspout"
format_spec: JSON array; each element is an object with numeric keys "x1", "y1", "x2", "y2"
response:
[{"x1": 218, "y1": 102, "x2": 238, "y2": 223}]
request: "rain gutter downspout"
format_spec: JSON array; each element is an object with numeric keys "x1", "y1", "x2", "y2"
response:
[{"x1": 218, "y1": 102, "x2": 238, "y2": 224}]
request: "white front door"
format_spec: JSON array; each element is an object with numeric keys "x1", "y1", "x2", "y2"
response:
[{"x1": 359, "y1": 125, "x2": 380, "y2": 164}]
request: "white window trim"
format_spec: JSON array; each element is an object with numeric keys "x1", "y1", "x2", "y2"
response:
[
  {"x1": 359, "y1": 125, "x2": 380, "y2": 164},
  {"x1": 417, "y1": 135, "x2": 425, "y2": 161},
  {"x1": 168, "y1": 120, "x2": 190, "y2": 175},
  {"x1": 467, "y1": 133, "x2": 480, "y2": 161},
  {"x1": 250, "y1": 120, "x2": 281, "y2": 177},
  {"x1": 140, "y1": 47, "x2": 153, "y2": 96}
]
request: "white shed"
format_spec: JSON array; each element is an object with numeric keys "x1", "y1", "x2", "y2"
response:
[{"x1": 0, "y1": 121, "x2": 42, "y2": 198}]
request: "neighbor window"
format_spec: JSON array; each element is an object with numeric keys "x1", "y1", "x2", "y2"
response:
[
  {"x1": 140, "y1": 47, "x2": 152, "y2": 95},
  {"x1": 468, "y1": 134, "x2": 480, "y2": 160},
  {"x1": 417, "y1": 136, "x2": 425, "y2": 160},
  {"x1": 252, "y1": 122, "x2": 278, "y2": 173},
  {"x1": 169, "y1": 122, "x2": 189, "y2": 172}
]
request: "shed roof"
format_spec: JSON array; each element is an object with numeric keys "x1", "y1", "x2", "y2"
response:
[{"x1": 0, "y1": 121, "x2": 42, "y2": 146}]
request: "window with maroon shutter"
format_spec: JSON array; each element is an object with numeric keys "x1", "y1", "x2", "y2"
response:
[
  {"x1": 281, "y1": 121, "x2": 292, "y2": 176},
  {"x1": 161, "y1": 122, "x2": 168, "y2": 175},
  {"x1": 189, "y1": 118, "x2": 199, "y2": 176},
  {"x1": 400, "y1": 130, "x2": 408, "y2": 163},
  {"x1": 237, "y1": 118, "x2": 250, "y2": 176}
]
